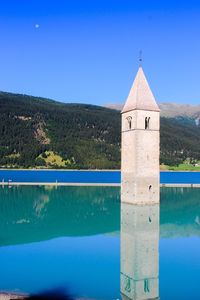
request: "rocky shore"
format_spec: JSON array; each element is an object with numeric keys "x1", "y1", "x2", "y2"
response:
[{"x1": 0, "y1": 294, "x2": 25, "y2": 300}]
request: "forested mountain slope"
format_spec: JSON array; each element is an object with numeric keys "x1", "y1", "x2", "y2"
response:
[{"x1": 0, "y1": 91, "x2": 199, "y2": 169}]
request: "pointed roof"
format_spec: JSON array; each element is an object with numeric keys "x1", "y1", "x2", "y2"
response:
[{"x1": 122, "y1": 67, "x2": 160, "y2": 113}]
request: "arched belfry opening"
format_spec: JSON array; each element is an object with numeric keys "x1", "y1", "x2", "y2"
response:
[
  {"x1": 148, "y1": 117, "x2": 150, "y2": 128},
  {"x1": 126, "y1": 116, "x2": 132, "y2": 130},
  {"x1": 145, "y1": 117, "x2": 150, "y2": 129}
]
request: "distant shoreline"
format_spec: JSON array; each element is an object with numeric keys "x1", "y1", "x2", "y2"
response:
[
  {"x1": 0, "y1": 168, "x2": 120, "y2": 171},
  {"x1": 0, "y1": 182, "x2": 200, "y2": 188},
  {"x1": 0, "y1": 168, "x2": 200, "y2": 172}
]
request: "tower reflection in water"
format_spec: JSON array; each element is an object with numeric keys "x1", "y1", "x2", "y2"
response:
[{"x1": 120, "y1": 201, "x2": 159, "y2": 300}]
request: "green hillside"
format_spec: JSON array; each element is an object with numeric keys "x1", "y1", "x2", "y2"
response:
[
  {"x1": 160, "y1": 117, "x2": 200, "y2": 167},
  {"x1": 0, "y1": 91, "x2": 200, "y2": 169}
]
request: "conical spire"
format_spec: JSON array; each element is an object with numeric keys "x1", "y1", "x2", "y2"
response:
[{"x1": 122, "y1": 67, "x2": 160, "y2": 113}]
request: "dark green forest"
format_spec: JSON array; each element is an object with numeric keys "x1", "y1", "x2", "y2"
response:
[{"x1": 0, "y1": 91, "x2": 199, "y2": 169}]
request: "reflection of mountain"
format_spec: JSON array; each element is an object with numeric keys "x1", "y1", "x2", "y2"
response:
[
  {"x1": 0, "y1": 186, "x2": 200, "y2": 247},
  {"x1": 161, "y1": 187, "x2": 200, "y2": 238},
  {"x1": 0, "y1": 186, "x2": 120, "y2": 246}
]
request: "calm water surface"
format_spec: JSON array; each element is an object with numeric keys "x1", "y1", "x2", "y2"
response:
[{"x1": 0, "y1": 186, "x2": 200, "y2": 299}]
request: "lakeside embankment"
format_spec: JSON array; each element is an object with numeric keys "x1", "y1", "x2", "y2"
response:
[{"x1": 0, "y1": 170, "x2": 200, "y2": 186}]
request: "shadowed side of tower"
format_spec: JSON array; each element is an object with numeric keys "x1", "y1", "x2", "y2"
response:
[{"x1": 121, "y1": 67, "x2": 160, "y2": 204}]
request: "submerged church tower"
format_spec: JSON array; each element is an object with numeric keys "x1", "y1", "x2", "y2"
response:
[{"x1": 121, "y1": 67, "x2": 160, "y2": 204}]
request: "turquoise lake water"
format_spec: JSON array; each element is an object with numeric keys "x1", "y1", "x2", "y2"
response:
[{"x1": 0, "y1": 186, "x2": 200, "y2": 299}]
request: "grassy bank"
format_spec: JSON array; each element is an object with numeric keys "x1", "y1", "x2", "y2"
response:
[{"x1": 161, "y1": 163, "x2": 200, "y2": 171}]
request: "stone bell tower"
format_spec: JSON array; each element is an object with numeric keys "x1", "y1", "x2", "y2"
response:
[{"x1": 121, "y1": 67, "x2": 160, "y2": 204}]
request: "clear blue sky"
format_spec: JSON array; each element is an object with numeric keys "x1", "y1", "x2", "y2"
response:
[{"x1": 0, "y1": 0, "x2": 200, "y2": 105}]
